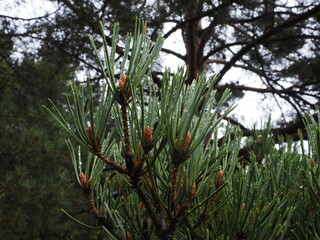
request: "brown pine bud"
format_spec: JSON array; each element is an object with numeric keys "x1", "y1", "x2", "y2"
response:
[
  {"x1": 87, "y1": 126, "x2": 95, "y2": 144},
  {"x1": 215, "y1": 170, "x2": 223, "y2": 188},
  {"x1": 144, "y1": 176, "x2": 154, "y2": 190},
  {"x1": 144, "y1": 126, "x2": 152, "y2": 147},
  {"x1": 174, "y1": 138, "x2": 179, "y2": 147},
  {"x1": 310, "y1": 158, "x2": 315, "y2": 167},
  {"x1": 87, "y1": 177, "x2": 92, "y2": 185},
  {"x1": 119, "y1": 74, "x2": 127, "y2": 89},
  {"x1": 79, "y1": 172, "x2": 87, "y2": 186},
  {"x1": 126, "y1": 231, "x2": 132, "y2": 240},
  {"x1": 87, "y1": 126, "x2": 101, "y2": 152},
  {"x1": 184, "y1": 131, "x2": 191, "y2": 150},
  {"x1": 198, "y1": 174, "x2": 204, "y2": 181},
  {"x1": 190, "y1": 182, "x2": 197, "y2": 200}
]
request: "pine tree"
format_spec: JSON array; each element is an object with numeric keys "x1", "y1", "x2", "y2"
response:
[
  {"x1": 45, "y1": 21, "x2": 320, "y2": 240},
  {"x1": 0, "y1": 32, "x2": 103, "y2": 240}
]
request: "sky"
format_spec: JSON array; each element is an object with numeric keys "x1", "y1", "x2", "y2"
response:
[{"x1": 0, "y1": 0, "x2": 290, "y2": 128}]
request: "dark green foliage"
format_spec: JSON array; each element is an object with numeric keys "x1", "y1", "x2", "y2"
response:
[{"x1": 0, "y1": 36, "x2": 103, "y2": 239}]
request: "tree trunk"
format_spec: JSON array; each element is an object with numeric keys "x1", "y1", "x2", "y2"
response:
[{"x1": 182, "y1": 1, "x2": 206, "y2": 84}]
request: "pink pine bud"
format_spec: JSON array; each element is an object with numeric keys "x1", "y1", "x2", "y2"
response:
[
  {"x1": 198, "y1": 174, "x2": 204, "y2": 181},
  {"x1": 192, "y1": 182, "x2": 197, "y2": 191},
  {"x1": 217, "y1": 170, "x2": 223, "y2": 179},
  {"x1": 215, "y1": 170, "x2": 223, "y2": 188},
  {"x1": 190, "y1": 182, "x2": 197, "y2": 199},
  {"x1": 184, "y1": 131, "x2": 191, "y2": 150},
  {"x1": 310, "y1": 158, "x2": 315, "y2": 167},
  {"x1": 79, "y1": 172, "x2": 86, "y2": 185},
  {"x1": 144, "y1": 126, "x2": 152, "y2": 146},
  {"x1": 126, "y1": 231, "x2": 132, "y2": 240},
  {"x1": 87, "y1": 177, "x2": 92, "y2": 185},
  {"x1": 139, "y1": 202, "x2": 143, "y2": 210},
  {"x1": 119, "y1": 74, "x2": 127, "y2": 89}
]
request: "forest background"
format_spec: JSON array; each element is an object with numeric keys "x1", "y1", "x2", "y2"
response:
[{"x1": 0, "y1": 0, "x2": 319, "y2": 239}]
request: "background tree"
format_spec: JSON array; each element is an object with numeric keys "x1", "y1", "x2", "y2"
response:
[
  {"x1": 1, "y1": 0, "x2": 319, "y2": 135},
  {"x1": 0, "y1": 30, "x2": 104, "y2": 239}
]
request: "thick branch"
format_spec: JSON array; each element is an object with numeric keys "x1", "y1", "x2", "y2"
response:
[{"x1": 131, "y1": 180, "x2": 168, "y2": 239}]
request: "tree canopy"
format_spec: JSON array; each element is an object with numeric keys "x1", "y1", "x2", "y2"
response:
[{"x1": 1, "y1": 0, "x2": 319, "y2": 136}]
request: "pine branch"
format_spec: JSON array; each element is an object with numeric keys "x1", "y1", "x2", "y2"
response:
[
  {"x1": 80, "y1": 175, "x2": 125, "y2": 240},
  {"x1": 96, "y1": 152, "x2": 128, "y2": 174},
  {"x1": 131, "y1": 178, "x2": 168, "y2": 239}
]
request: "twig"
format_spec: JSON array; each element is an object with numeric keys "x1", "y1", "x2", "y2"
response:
[
  {"x1": 81, "y1": 182, "x2": 125, "y2": 240},
  {"x1": 96, "y1": 152, "x2": 128, "y2": 174}
]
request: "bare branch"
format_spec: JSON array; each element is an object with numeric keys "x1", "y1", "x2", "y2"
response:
[
  {"x1": 206, "y1": 59, "x2": 261, "y2": 74},
  {"x1": 0, "y1": 6, "x2": 62, "y2": 21},
  {"x1": 59, "y1": 0, "x2": 125, "y2": 56},
  {"x1": 218, "y1": 113, "x2": 316, "y2": 150},
  {"x1": 161, "y1": 48, "x2": 186, "y2": 61},
  {"x1": 217, "y1": 4, "x2": 320, "y2": 84},
  {"x1": 216, "y1": 84, "x2": 286, "y2": 94},
  {"x1": 204, "y1": 41, "x2": 248, "y2": 60},
  {"x1": 163, "y1": 0, "x2": 237, "y2": 39}
]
